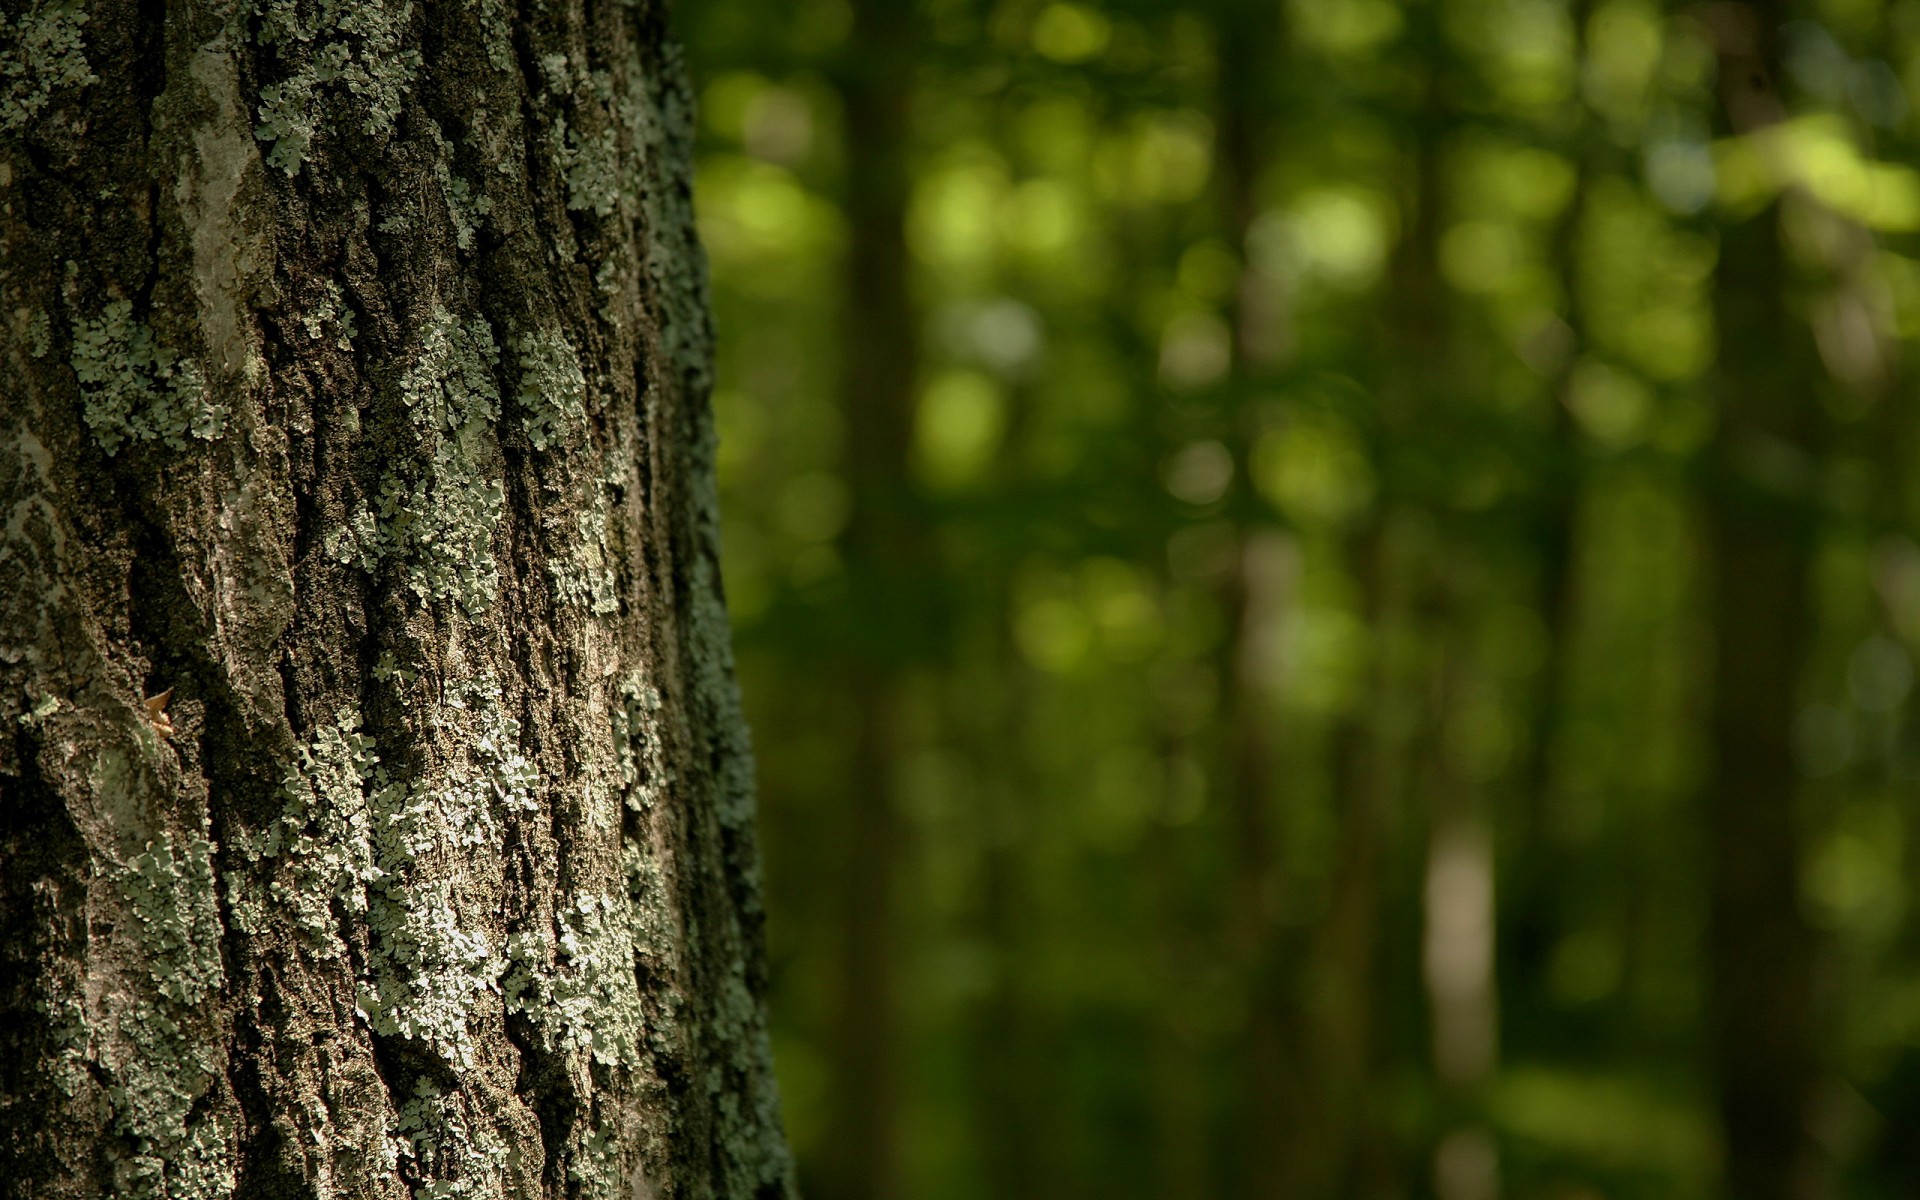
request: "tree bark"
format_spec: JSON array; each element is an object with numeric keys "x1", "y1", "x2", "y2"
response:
[{"x1": 0, "y1": 2, "x2": 794, "y2": 1197}]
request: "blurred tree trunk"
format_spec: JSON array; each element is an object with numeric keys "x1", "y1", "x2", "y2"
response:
[
  {"x1": 0, "y1": 1, "x2": 794, "y2": 1198},
  {"x1": 1509, "y1": 0, "x2": 1593, "y2": 1015},
  {"x1": 1702, "y1": 5, "x2": 1825, "y2": 1196},
  {"x1": 1313, "y1": 522, "x2": 1398, "y2": 1199},
  {"x1": 824, "y1": 3, "x2": 921, "y2": 1199},
  {"x1": 1206, "y1": 5, "x2": 1300, "y2": 1195},
  {"x1": 1150, "y1": 731, "x2": 1212, "y2": 1200},
  {"x1": 1388, "y1": 69, "x2": 1502, "y2": 1198},
  {"x1": 968, "y1": 653, "x2": 1054, "y2": 1200}
]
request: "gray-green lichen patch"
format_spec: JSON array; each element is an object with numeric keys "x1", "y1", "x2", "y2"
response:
[
  {"x1": 110, "y1": 1097, "x2": 235, "y2": 1200},
  {"x1": 548, "y1": 505, "x2": 618, "y2": 616},
  {"x1": 383, "y1": 308, "x2": 504, "y2": 613},
  {"x1": 248, "y1": 685, "x2": 538, "y2": 1070},
  {"x1": 361, "y1": 679, "x2": 534, "y2": 1065},
  {"x1": 427, "y1": 121, "x2": 492, "y2": 252},
  {"x1": 19, "y1": 691, "x2": 61, "y2": 726},
  {"x1": 392, "y1": 1078, "x2": 514, "y2": 1200},
  {"x1": 503, "y1": 892, "x2": 644, "y2": 1068},
  {"x1": 329, "y1": 307, "x2": 505, "y2": 614},
  {"x1": 551, "y1": 118, "x2": 621, "y2": 218},
  {"x1": 0, "y1": 0, "x2": 96, "y2": 136},
  {"x1": 442, "y1": 171, "x2": 491, "y2": 251},
  {"x1": 251, "y1": 0, "x2": 421, "y2": 174},
  {"x1": 107, "y1": 829, "x2": 236, "y2": 1200},
  {"x1": 234, "y1": 707, "x2": 381, "y2": 939},
  {"x1": 70, "y1": 300, "x2": 226, "y2": 456},
  {"x1": 535, "y1": 53, "x2": 626, "y2": 221},
  {"x1": 612, "y1": 670, "x2": 666, "y2": 811},
  {"x1": 119, "y1": 832, "x2": 226, "y2": 1006},
  {"x1": 503, "y1": 839, "x2": 677, "y2": 1199},
  {"x1": 299, "y1": 279, "x2": 358, "y2": 350},
  {"x1": 511, "y1": 326, "x2": 586, "y2": 451},
  {"x1": 621, "y1": 840, "x2": 677, "y2": 987},
  {"x1": 568, "y1": 1130, "x2": 627, "y2": 1200},
  {"x1": 468, "y1": 0, "x2": 512, "y2": 74}
]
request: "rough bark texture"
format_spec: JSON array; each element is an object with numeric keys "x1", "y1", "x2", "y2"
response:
[{"x1": 0, "y1": 2, "x2": 794, "y2": 1197}]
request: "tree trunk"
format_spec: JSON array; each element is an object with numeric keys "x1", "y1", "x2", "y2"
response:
[
  {"x1": 1702, "y1": 4, "x2": 1824, "y2": 1197},
  {"x1": 1203, "y1": 5, "x2": 1298, "y2": 1192},
  {"x1": 821, "y1": 2, "x2": 920, "y2": 1199},
  {"x1": 0, "y1": 2, "x2": 794, "y2": 1197}
]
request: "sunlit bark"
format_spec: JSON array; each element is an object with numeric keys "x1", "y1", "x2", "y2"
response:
[{"x1": 0, "y1": 2, "x2": 792, "y2": 1195}]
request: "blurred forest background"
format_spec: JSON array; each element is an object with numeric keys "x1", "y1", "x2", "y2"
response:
[{"x1": 678, "y1": 0, "x2": 1920, "y2": 1196}]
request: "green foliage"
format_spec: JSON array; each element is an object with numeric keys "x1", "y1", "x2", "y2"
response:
[{"x1": 683, "y1": 0, "x2": 1920, "y2": 1195}]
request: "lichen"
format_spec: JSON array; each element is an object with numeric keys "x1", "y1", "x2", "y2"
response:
[
  {"x1": 592, "y1": 257, "x2": 625, "y2": 327},
  {"x1": 0, "y1": 0, "x2": 96, "y2": 136},
  {"x1": 27, "y1": 309, "x2": 52, "y2": 358},
  {"x1": 430, "y1": 121, "x2": 491, "y2": 251},
  {"x1": 392, "y1": 1078, "x2": 513, "y2": 1200},
  {"x1": 70, "y1": 300, "x2": 225, "y2": 456},
  {"x1": 384, "y1": 309, "x2": 504, "y2": 612},
  {"x1": 332, "y1": 307, "x2": 506, "y2": 614},
  {"x1": 503, "y1": 892, "x2": 645, "y2": 1068},
  {"x1": 299, "y1": 279, "x2": 358, "y2": 350},
  {"x1": 249, "y1": 686, "x2": 538, "y2": 1069},
  {"x1": 236, "y1": 707, "x2": 382, "y2": 939},
  {"x1": 612, "y1": 670, "x2": 666, "y2": 812},
  {"x1": 469, "y1": 0, "x2": 512, "y2": 74},
  {"x1": 251, "y1": 0, "x2": 421, "y2": 174},
  {"x1": 325, "y1": 503, "x2": 382, "y2": 572},
  {"x1": 358, "y1": 863, "x2": 503, "y2": 1066},
  {"x1": 548, "y1": 504, "x2": 618, "y2": 616},
  {"x1": 569, "y1": 1130, "x2": 624, "y2": 1200},
  {"x1": 19, "y1": 691, "x2": 60, "y2": 725},
  {"x1": 510, "y1": 326, "x2": 586, "y2": 451},
  {"x1": 113, "y1": 1108, "x2": 236, "y2": 1200},
  {"x1": 442, "y1": 171, "x2": 491, "y2": 251},
  {"x1": 119, "y1": 832, "x2": 226, "y2": 1006},
  {"x1": 109, "y1": 830, "x2": 236, "y2": 1200},
  {"x1": 550, "y1": 118, "x2": 621, "y2": 217},
  {"x1": 622, "y1": 840, "x2": 676, "y2": 984},
  {"x1": 502, "y1": 838, "x2": 679, "y2": 1200}
]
